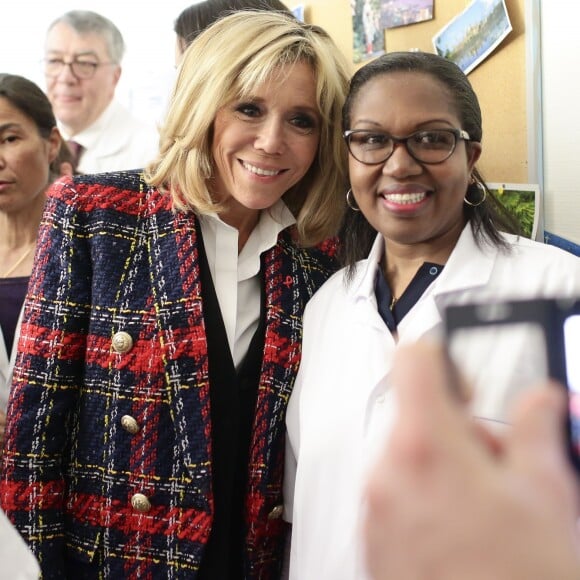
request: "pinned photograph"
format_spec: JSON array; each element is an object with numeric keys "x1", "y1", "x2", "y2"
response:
[
  {"x1": 292, "y1": 5, "x2": 305, "y2": 22},
  {"x1": 380, "y1": 0, "x2": 434, "y2": 30},
  {"x1": 487, "y1": 182, "x2": 542, "y2": 241},
  {"x1": 432, "y1": 0, "x2": 512, "y2": 75},
  {"x1": 352, "y1": 0, "x2": 385, "y2": 63}
]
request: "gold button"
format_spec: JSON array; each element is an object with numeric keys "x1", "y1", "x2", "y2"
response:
[
  {"x1": 121, "y1": 415, "x2": 140, "y2": 435},
  {"x1": 112, "y1": 331, "x2": 133, "y2": 354},
  {"x1": 267, "y1": 504, "x2": 284, "y2": 520},
  {"x1": 131, "y1": 493, "x2": 151, "y2": 513}
]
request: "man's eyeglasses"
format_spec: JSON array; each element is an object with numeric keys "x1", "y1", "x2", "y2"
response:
[
  {"x1": 43, "y1": 58, "x2": 115, "y2": 80},
  {"x1": 343, "y1": 128, "x2": 472, "y2": 165}
]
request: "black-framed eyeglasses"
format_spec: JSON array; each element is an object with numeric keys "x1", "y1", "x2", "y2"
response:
[
  {"x1": 43, "y1": 58, "x2": 115, "y2": 80},
  {"x1": 343, "y1": 128, "x2": 472, "y2": 165}
]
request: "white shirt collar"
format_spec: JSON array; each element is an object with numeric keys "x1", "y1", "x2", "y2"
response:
[
  {"x1": 351, "y1": 233, "x2": 384, "y2": 300},
  {"x1": 350, "y1": 223, "x2": 498, "y2": 302},
  {"x1": 239, "y1": 200, "x2": 296, "y2": 278},
  {"x1": 199, "y1": 199, "x2": 296, "y2": 280},
  {"x1": 197, "y1": 199, "x2": 296, "y2": 367},
  {"x1": 58, "y1": 99, "x2": 118, "y2": 149}
]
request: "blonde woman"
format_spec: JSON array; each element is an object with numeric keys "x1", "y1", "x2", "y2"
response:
[{"x1": 1, "y1": 12, "x2": 350, "y2": 579}]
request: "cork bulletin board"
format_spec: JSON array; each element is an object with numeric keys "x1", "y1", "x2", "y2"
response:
[
  {"x1": 381, "y1": 0, "x2": 528, "y2": 184},
  {"x1": 287, "y1": 0, "x2": 529, "y2": 184}
]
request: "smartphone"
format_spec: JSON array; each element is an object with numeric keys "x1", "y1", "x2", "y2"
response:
[{"x1": 444, "y1": 297, "x2": 580, "y2": 472}]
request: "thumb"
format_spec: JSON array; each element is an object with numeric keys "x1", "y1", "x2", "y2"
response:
[
  {"x1": 508, "y1": 383, "x2": 572, "y2": 478},
  {"x1": 389, "y1": 340, "x2": 474, "y2": 458},
  {"x1": 391, "y1": 340, "x2": 464, "y2": 432}
]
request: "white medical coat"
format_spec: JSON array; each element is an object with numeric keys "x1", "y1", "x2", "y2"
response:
[
  {"x1": 0, "y1": 309, "x2": 21, "y2": 411},
  {"x1": 0, "y1": 508, "x2": 39, "y2": 579},
  {"x1": 0, "y1": 325, "x2": 9, "y2": 404},
  {"x1": 62, "y1": 100, "x2": 159, "y2": 174},
  {"x1": 285, "y1": 225, "x2": 580, "y2": 580}
]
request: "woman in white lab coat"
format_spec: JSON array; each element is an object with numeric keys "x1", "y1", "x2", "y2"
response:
[
  {"x1": 284, "y1": 51, "x2": 580, "y2": 580},
  {"x1": 0, "y1": 74, "x2": 71, "y2": 428}
]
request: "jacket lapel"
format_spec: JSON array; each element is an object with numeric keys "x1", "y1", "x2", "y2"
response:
[
  {"x1": 0, "y1": 324, "x2": 9, "y2": 389},
  {"x1": 395, "y1": 226, "x2": 497, "y2": 342},
  {"x1": 146, "y1": 190, "x2": 212, "y2": 495},
  {"x1": 349, "y1": 257, "x2": 398, "y2": 397},
  {"x1": 248, "y1": 234, "x2": 311, "y2": 486}
]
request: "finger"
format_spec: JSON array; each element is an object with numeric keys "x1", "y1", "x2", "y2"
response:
[
  {"x1": 59, "y1": 161, "x2": 74, "y2": 177},
  {"x1": 387, "y1": 340, "x2": 478, "y2": 469},
  {"x1": 470, "y1": 419, "x2": 506, "y2": 457},
  {"x1": 441, "y1": 346, "x2": 473, "y2": 405},
  {"x1": 507, "y1": 383, "x2": 579, "y2": 502},
  {"x1": 391, "y1": 340, "x2": 470, "y2": 437}
]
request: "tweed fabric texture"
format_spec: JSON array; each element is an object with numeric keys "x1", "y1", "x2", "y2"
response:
[{"x1": 0, "y1": 171, "x2": 338, "y2": 579}]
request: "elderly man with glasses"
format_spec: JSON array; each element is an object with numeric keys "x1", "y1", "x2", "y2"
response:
[{"x1": 43, "y1": 10, "x2": 158, "y2": 173}]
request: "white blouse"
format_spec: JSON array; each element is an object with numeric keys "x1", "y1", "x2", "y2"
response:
[{"x1": 198, "y1": 200, "x2": 295, "y2": 368}]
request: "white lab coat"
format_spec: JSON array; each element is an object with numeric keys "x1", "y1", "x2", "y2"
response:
[
  {"x1": 0, "y1": 309, "x2": 21, "y2": 411},
  {"x1": 62, "y1": 100, "x2": 159, "y2": 174},
  {"x1": 0, "y1": 325, "x2": 8, "y2": 404},
  {"x1": 0, "y1": 321, "x2": 38, "y2": 580},
  {"x1": 0, "y1": 509, "x2": 39, "y2": 579},
  {"x1": 285, "y1": 225, "x2": 580, "y2": 580}
]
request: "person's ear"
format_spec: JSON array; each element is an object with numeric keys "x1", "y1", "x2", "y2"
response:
[
  {"x1": 59, "y1": 161, "x2": 74, "y2": 177},
  {"x1": 112, "y1": 65, "x2": 122, "y2": 87},
  {"x1": 47, "y1": 127, "x2": 61, "y2": 165},
  {"x1": 467, "y1": 141, "x2": 482, "y2": 170}
]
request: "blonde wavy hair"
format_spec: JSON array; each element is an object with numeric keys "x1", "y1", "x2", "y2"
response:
[{"x1": 145, "y1": 10, "x2": 351, "y2": 246}]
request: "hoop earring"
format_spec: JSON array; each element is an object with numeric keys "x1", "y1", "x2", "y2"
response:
[
  {"x1": 464, "y1": 178, "x2": 487, "y2": 207},
  {"x1": 346, "y1": 188, "x2": 360, "y2": 212}
]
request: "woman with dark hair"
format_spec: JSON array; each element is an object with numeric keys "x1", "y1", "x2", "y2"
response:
[
  {"x1": 284, "y1": 51, "x2": 580, "y2": 580},
  {"x1": 338, "y1": 51, "x2": 519, "y2": 268},
  {"x1": 174, "y1": 0, "x2": 292, "y2": 65},
  {"x1": 0, "y1": 74, "x2": 72, "y2": 429}
]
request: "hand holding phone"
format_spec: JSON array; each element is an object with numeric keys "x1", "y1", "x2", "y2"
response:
[{"x1": 444, "y1": 297, "x2": 580, "y2": 472}]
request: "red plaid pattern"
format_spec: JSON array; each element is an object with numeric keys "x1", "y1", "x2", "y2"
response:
[{"x1": 0, "y1": 171, "x2": 338, "y2": 579}]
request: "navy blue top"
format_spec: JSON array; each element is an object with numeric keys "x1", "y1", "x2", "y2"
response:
[
  {"x1": 0, "y1": 277, "x2": 29, "y2": 354},
  {"x1": 375, "y1": 263, "x2": 443, "y2": 331}
]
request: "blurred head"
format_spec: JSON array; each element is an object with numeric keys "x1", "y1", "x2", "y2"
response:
[
  {"x1": 0, "y1": 74, "x2": 62, "y2": 215},
  {"x1": 174, "y1": 0, "x2": 291, "y2": 66},
  {"x1": 340, "y1": 51, "x2": 517, "y2": 268},
  {"x1": 147, "y1": 11, "x2": 351, "y2": 246},
  {"x1": 44, "y1": 10, "x2": 124, "y2": 136}
]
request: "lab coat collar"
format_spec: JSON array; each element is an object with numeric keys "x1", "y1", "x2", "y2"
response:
[
  {"x1": 431, "y1": 223, "x2": 497, "y2": 308},
  {"x1": 345, "y1": 223, "x2": 499, "y2": 329},
  {"x1": 350, "y1": 224, "x2": 497, "y2": 299},
  {"x1": 350, "y1": 233, "x2": 384, "y2": 303},
  {"x1": 0, "y1": 324, "x2": 8, "y2": 385},
  {"x1": 346, "y1": 234, "x2": 388, "y2": 335},
  {"x1": 59, "y1": 100, "x2": 125, "y2": 156},
  {"x1": 0, "y1": 307, "x2": 22, "y2": 410}
]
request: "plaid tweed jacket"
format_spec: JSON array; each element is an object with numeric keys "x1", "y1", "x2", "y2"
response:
[{"x1": 0, "y1": 171, "x2": 338, "y2": 579}]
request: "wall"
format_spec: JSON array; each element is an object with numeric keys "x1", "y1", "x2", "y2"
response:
[
  {"x1": 4, "y1": 1, "x2": 528, "y2": 185},
  {"x1": 540, "y1": 2, "x2": 580, "y2": 244},
  {"x1": 0, "y1": 1, "x2": 196, "y2": 125},
  {"x1": 286, "y1": 0, "x2": 528, "y2": 183}
]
